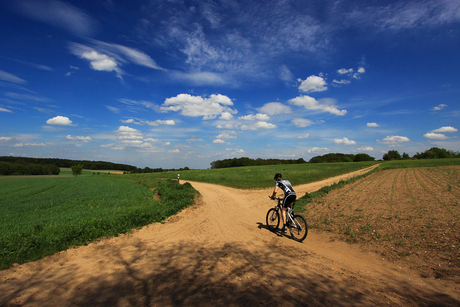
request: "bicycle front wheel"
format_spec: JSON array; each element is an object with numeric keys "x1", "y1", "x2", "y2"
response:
[
  {"x1": 266, "y1": 208, "x2": 280, "y2": 231},
  {"x1": 289, "y1": 214, "x2": 308, "y2": 242}
]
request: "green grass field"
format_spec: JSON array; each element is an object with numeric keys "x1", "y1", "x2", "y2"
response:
[
  {"x1": 135, "y1": 161, "x2": 380, "y2": 189},
  {"x1": 0, "y1": 176, "x2": 197, "y2": 269}
]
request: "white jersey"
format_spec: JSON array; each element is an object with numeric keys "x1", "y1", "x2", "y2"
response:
[{"x1": 275, "y1": 179, "x2": 296, "y2": 197}]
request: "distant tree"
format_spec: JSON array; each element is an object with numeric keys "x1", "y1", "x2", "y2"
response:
[
  {"x1": 71, "y1": 164, "x2": 83, "y2": 177},
  {"x1": 0, "y1": 162, "x2": 13, "y2": 175},
  {"x1": 402, "y1": 152, "x2": 410, "y2": 160},
  {"x1": 353, "y1": 153, "x2": 375, "y2": 162},
  {"x1": 383, "y1": 150, "x2": 401, "y2": 161},
  {"x1": 413, "y1": 147, "x2": 456, "y2": 159}
]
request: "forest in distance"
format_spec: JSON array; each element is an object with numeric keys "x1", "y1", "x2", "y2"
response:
[
  {"x1": 210, "y1": 147, "x2": 460, "y2": 169},
  {"x1": 0, "y1": 147, "x2": 459, "y2": 175}
]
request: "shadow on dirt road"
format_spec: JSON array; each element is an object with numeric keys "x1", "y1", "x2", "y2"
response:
[{"x1": 3, "y1": 239, "x2": 459, "y2": 307}]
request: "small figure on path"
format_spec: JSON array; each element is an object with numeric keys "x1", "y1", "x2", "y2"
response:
[{"x1": 270, "y1": 173, "x2": 296, "y2": 231}]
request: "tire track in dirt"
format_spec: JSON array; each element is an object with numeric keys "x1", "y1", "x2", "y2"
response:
[{"x1": 1, "y1": 164, "x2": 460, "y2": 306}]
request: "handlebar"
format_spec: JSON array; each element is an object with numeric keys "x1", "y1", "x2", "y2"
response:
[{"x1": 268, "y1": 196, "x2": 283, "y2": 201}]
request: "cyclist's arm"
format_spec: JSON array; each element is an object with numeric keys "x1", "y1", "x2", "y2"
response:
[{"x1": 271, "y1": 185, "x2": 279, "y2": 198}]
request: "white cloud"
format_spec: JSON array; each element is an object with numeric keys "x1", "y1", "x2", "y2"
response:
[
  {"x1": 289, "y1": 95, "x2": 347, "y2": 116},
  {"x1": 66, "y1": 135, "x2": 91, "y2": 142},
  {"x1": 240, "y1": 121, "x2": 276, "y2": 130},
  {"x1": 334, "y1": 137, "x2": 356, "y2": 145},
  {"x1": 431, "y1": 126, "x2": 457, "y2": 133},
  {"x1": 80, "y1": 50, "x2": 121, "y2": 77},
  {"x1": 69, "y1": 41, "x2": 163, "y2": 79},
  {"x1": 0, "y1": 107, "x2": 13, "y2": 113},
  {"x1": 338, "y1": 68, "x2": 353, "y2": 74},
  {"x1": 432, "y1": 104, "x2": 447, "y2": 111},
  {"x1": 357, "y1": 146, "x2": 374, "y2": 151},
  {"x1": 424, "y1": 133, "x2": 448, "y2": 140},
  {"x1": 0, "y1": 137, "x2": 13, "y2": 141},
  {"x1": 216, "y1": 131, "x2": 237, "y2": 139},
  {"x1": 308, "y1": 147, "x2": 329, "y2": 153},
  {"x1": 0, "y1": 70, "x2": 27, "y2": 84},
  {"x1": 116, "y1": 126, "x2": 143, "y2": 140},
  {"x1": 161, "y1": 94, "x2": 236, "y2": 119},
  {"x1": 144, "y1": 119, "x2": 176, "y2": 126},
  {"x1": 292, "y1": 118, "x2": 314, "y2": 127},
  {"x1": 297, "y1": 134, "x2": 311, "y2": 139},
  {"x1": 14, "y1": 143, "x2": 46, "y2": 147},
  {"x1": 257, "y1": 102, "x2": 291, "y2": 116},
  {"x1": 46, "y1": 116, "x2": 73, "y2": 126},
  {"x1": 358, "y1": 67, "x2": 365, "y2": 73},
  {"x1": 239, "y1": 113, "x2": 270, "y2": 121},
  {"x1": 298, "y1": 75, "x2": 327, "y2": 93},
  {"x1": 367, "y1": 122, "x2": 379, "y2": 127},
  {"x1": 213, "y1": 139, "x2": 225, "y2": 144},
  {"x1": 332, "y1": 79, "x2": 351, "y2": 85},
  {"x1": 378, "y1": 135, "x2": 410, "y2": 144},
  {"x1": 220, "y1": 112, "x2": 234, "y2": 120},
  {"x1": 164, "y1": 142, "x2": 171, "y2": 146}
]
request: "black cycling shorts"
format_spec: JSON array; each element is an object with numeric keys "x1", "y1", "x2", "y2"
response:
[{"x1": 282, "y1": 194, "x2": 296, "y2": 208}]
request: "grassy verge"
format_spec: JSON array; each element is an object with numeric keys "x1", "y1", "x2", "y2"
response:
[{"x1": 0, "y1": 176, "x2": 197, "y2": 270}]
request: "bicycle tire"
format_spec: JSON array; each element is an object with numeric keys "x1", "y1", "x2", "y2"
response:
[
  {"x1": 266, "y1": 208, "x2": 280, "y2": 231},
  {"x1": 289, "y1": 214, "x2": 308, "y2": 242}
]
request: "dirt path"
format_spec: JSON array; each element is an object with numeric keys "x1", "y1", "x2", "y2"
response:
[{"x1": 1, "y1": 165, "x2": 459, "y2": 306}]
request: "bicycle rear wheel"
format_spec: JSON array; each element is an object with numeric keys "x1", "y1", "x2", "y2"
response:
[
  {"x1": 289, "y1": 214, "x2": 308, "y2": 242},
  {"x1": 266, "y1": 208, "x2": 280, "y2": 231}
]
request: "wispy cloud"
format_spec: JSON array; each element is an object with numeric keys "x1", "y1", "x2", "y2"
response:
[
  {"x1": 0, "y1": 70, "x2": 27, "y2": 84},
  {"x1": 344, "y1": 0, "x2": 460, "y2": 31},
  {"x1": 14, "y1": 0, "x2": 97, "y2": 37},
  {"x1": 69, "y1": 41, "x2": 164, "y2": 79},
  {"x1": 432, "y1": 104, "x2": 447, "y2": 111}
]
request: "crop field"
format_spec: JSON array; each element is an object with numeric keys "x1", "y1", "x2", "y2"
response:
[
  {"x1": 0, "y1": 176, "x2": 197, "y2": 269},
  {"x1": 304, "y1": 165, "x2": 460, "y2": 280}
]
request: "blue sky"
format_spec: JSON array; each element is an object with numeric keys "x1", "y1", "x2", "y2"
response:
[{"x1": 0, "y1": 0, "x2": 459, "y2": 169}]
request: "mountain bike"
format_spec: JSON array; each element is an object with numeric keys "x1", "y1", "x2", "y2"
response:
[{"x1": 266, "y1": 196, "x2": 308, "y2": 242}]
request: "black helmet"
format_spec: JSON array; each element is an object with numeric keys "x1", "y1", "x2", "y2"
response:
[{"x1": 274, "y1": 173, "x2": 282, "y2": 180}]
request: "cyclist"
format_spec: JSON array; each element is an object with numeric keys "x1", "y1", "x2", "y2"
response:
[{"x1": 270, "y1": 173, "x2": 296, "y2": 231}]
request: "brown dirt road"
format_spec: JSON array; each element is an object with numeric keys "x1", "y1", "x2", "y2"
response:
[{"x1": 1, "y1": 165, "x2": 459, "y2": 306}]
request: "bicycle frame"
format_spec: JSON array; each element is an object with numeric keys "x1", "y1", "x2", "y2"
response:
[{"x1": 272, "y1": 197, "x2": 302, "y2": 230}]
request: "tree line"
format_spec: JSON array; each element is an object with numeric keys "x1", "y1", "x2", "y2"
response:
[
  {"x1": 383, "y1": 147, "x2": 460, "y2": 160},
  {"x1": 0, "y1": 160, "x2": 60, "y2": 176},
  {"x1": 0, "y1": 156, "x2": 136, "y2": 172},
  {"x1": 210, "y1": 147, "x2": 459, "y2": 169},
  {"x1": 210, "y1": 157, "x2": 307, "y2": 169}
]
